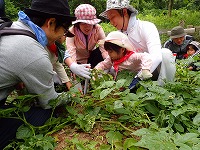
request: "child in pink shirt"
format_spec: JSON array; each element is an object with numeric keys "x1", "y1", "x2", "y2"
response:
[{"x1": 95, "y1": 31, "x2": 153, "y2": 80}]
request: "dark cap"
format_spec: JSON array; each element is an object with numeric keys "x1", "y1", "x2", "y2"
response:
[
  {"x1": 24, "y1": 0, "x2": 76, "y2": 22},
  {"x1": 170, "y1": 26, "x2": 186, "y2": 39}
]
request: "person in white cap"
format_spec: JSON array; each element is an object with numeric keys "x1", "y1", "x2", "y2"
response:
[
  {"x1": 65, "y1": 4, "x2": 108, "y2": 69},
  {"x1": 184, "y1": 41, "x2": 200, "y2": 71},
  {"x1": 95, "y1": 31, "x2": 152, "y2": 80},
  {"x1": 100, "y1": 0, "x2": 176, "y2": 85}
]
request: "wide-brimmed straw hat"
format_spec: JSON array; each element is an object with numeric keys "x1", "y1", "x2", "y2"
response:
[
  {"x1": 170, "y1": 26, "x2": 186, "y2": 39},
  {"x1": 100, "y1": 0, "x2": 138, "y2": 19},
  {"x1": 24, "y1": 0, "x2": 76, "y2": 22},
  {"x1": 99, "y1": 31, "x2": 134, "y2": 51},
  {"x1": 72, "y1": 4, "x2": 101, "y2": 25}
]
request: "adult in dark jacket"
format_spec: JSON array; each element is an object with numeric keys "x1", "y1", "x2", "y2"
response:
[{"x1": 163, "y1": 26, "x2": 195, "y2": 59}]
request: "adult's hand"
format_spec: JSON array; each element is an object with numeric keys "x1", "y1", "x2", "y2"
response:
[
  {"x1": 138, "y1": 69, "x2": 152, "y2": 80},
  {"x1": 69, "y1": 62, "x2": 91, "y2": 79}
]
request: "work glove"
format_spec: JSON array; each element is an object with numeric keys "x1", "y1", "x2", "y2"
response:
[
  {"x1": 70, "y1": 62, "x2": 91, "y2": 79},
  {"x1": 138, "y1": 69, "x2": 152, "y2": 80}
]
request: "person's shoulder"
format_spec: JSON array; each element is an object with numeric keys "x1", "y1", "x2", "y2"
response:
[
  {"x1": 94, "y1": 24, "x2": 105, "y2": 33},
  {"x1": 137, "y1": 19, "x2": 157, "y2": 30},
  {"x1": 185, "y1": 35, "x2": 195, "y2": 41},
  {"x1": 139, "y1": 19, "x2": 156, "y2": 26},
  {"x1": 163, "y1": 39, "x2": 173, "y2": 48},
  {"x1": 94, "y1": 24, "x2": 103, "y2": 29}
]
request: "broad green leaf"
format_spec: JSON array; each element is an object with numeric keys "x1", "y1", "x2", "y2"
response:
[
  {"x1": 99, "y1": 144, "x2": 111, "y2": 150},
  {"x1": 115, "y1": 79, "x2": 126, "y2": 88},
  {"x1": 114, "y1": 100, "x2": 123, "y2": 109},
  {"x1": 174, "y1": 123, "x2": 184, "y2": 133},
  {"x1": 0, "y1": 107, "x2": 16, "y2": 117},
  {"x1": 66, "y1": 106, "x2": 78, "y2": 115},
  {"x1": 122, "y1": 93, "x2": 139, "y2": 101},
  {"x1": 144, "y1": 102, "x2": 160, "y2": 116},
  {"x1": 43, "y1": 142, "x2": 55, "y2": 150},
  {"x1": 87, "y1": 141, "x2": 98, "y2": 149},
  {"x1": 21, "y1": 105, "x2": 30, "y2": 112},
  {"x1": 171, "y1": 105, "x2": 199, "y2": 117},
  {"x1": 106, "y1": 131, "x2": 123, "y2": 145},
  {"x1": 97, "y1": 81, "x2": 115, "y2": 89},
  {"x1": 76, "y1": 143, "x2": 88, "y2": 150},
  {"x1": 193, "y1": 143, "x2": 200, "y2": 150},
  {"x1": 100, "y1": 88, "x2": 114, "y2": 99},
  {"x1": 123, "y1": 138, "x2": 137, "y2": 149},
  {"x1": 174, "y1": 133, "x2": 199, "y2": 145},
  {"x1": 132, "y1": 128, "x2": 178, "y2": 150},
  {"x1": 114, "y1": 108, "x2": 131, "y2": 115},
  {"x1": 193, "y1": 113, "x2": 200, "y2": 126},
  {"x1": 179, "y1": 144, "x2": 192, "y2": 150},
  {"x1": 16, "y1": 125, "x2": 33, "y2": 139}
]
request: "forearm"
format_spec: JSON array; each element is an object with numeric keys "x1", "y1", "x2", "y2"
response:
[{"x1": 64, "y1": 57, "x2": 74, "y2": 67}]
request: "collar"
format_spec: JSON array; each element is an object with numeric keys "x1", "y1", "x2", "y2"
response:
[{"x1": 126, "y1": 13, "x2": 137, "y2": 34}]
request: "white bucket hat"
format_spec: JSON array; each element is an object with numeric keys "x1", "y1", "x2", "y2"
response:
[
  {"x1": 99, "y1": 31, "x2": 134, "y2": 51},
  {"x1": 72, "y1": 4, "x2": 101, "y2": 25},
  {"x1": 188, "y1": 41, "x2": 200, "y2": 51},
  {"x1": 100, "y1": 0, "x2": 138, "y2": 19}
]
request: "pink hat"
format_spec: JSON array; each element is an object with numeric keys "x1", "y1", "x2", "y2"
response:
[{"x1": 72, "y1": 4, "x2": 101, "y2": 25}]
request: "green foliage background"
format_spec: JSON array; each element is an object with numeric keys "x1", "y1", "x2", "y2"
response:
[{"x1": 4, "y1": 0, "x2": 200, "y2": 33}]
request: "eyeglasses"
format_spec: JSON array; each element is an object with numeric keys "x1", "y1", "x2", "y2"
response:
[{"x1": 63, "y1": 30, "x2": 68, "y2": 36}]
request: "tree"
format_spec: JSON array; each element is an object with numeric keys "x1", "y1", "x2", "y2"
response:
[{"x1": 168, "y1": 0, "x2": 173, "y2": 17}]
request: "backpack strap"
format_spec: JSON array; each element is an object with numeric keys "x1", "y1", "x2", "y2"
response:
[
  {"x1": 0, "y1": 18, "x2": 37, "y2": 41},
  {"x1": 0, "y1": 27, "x2": 37, "y2": 41}
]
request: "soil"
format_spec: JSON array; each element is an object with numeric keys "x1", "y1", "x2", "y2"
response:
[
  {"x1": 52, "y1": 123, "x2": 108, "y2": 150},
  {"x1": 52, "y1": 121, "x2": 142, "y2": 150}
]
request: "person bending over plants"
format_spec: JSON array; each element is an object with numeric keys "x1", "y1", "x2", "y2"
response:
[
  {"x1": 100, "y1": 0, "x2": 176, "y2": 85},
  {"x1": 95, "y1": 31, "x2": 153, "y2": 81}
]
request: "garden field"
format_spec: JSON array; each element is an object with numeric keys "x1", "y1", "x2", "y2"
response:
[{"x1": 2, "y1": 57, "x2": 200, "y2": 149}]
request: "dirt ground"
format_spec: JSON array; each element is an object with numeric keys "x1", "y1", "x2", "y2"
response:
[
  {"x1": 52, "y1": 123, "x2": 108, "y2": 150},
  {"x1": 52, "y1": 121, "x2": 142, "y2": 150}
]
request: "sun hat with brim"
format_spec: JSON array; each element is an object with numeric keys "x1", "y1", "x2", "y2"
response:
[
  {"x1": 72, "y1": 4, "x2": 101, "y2": 25},
  {"x1": 98, "y1": 31, "x2": 134, "y2": 51},
  {"x1": 187, "y1": 41, "x2": 200, "y2": 51},
  {"x1": 100, "y1": 0, "x2": 138, "y2": 19},
  {"x1": 24, "y1": 0, "x2": 76, "y2": 22},
  {"x1": 170, "y1": 26, "x2": 186, "y2": 39}
]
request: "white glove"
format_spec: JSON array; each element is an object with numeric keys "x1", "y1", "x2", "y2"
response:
[
  {"x1": 70, "y1": 62, "x2": 91, "y2": 79},
  {"x1": 138, "y1": 69, "x2": 152, "y2": 80}
]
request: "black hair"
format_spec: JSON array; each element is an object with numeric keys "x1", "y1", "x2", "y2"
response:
[
  {"x1": 28, "y1": 15, "x2": 71, "y2": 30},
  {"x1": 104, "y1": 42, "x2": 123, "y2": 54},
  {"x1": 116, "y1": 9, "x2": 132, "y2": 17},
  {"x1": 186, "y1": 44, "x2": 198, "y2": 52}
]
